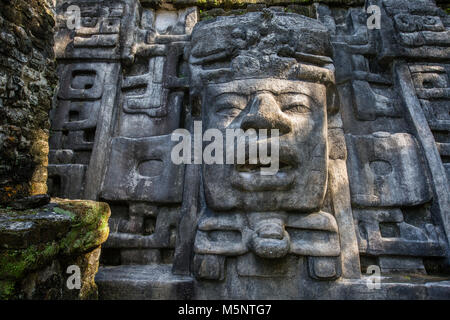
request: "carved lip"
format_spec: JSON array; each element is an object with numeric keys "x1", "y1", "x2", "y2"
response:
[
  {"x1": 234, "y1": 143, "x2": 298, "y2": 172},
  {"x1": 230, "y1": 164, "x2": 296, "y2": 192},
  {"x1": 235, "y1": 161, "x2": 293, "y2": 173},
  {"x1": 231, "y1": 170, "x2": 295, "y2": 191},
  {"x1": 230, "y1": 145, "x2": 298, "y2": 191}
]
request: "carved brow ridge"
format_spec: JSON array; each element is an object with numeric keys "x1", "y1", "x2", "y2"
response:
[
  {"x1": 191, "y1": 50, "x2": 333, "y2": 67},
  {"x1": 214, "y1": 91, "x2": 319, "y2": 107}
]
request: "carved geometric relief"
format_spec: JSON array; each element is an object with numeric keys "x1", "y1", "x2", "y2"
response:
[
  {"x1": 102, "y1": 202, "x2": 180, "y2": 265},
  {"x1": 410, "y1": 64, "x2": 450, "y2": 128},
  {"x1": 100, "y1": 135, "x2": 185, "y2": 203},
  {"x1": 351, "y1": 80, "x2": 401, "y2": 121},
  {"x1": 51, "y1": 100, "x2": 101, "y2": 132},
  {"x1": 50, "y1": 0, "x2": 127, "y2": 203},
  {"x1": 105, "y1": 204, "x2": 179, "y2": 248},
  {"x1": 42, "y1": 0, "x2": 450, "y2": 299},
  {"x1": 116, "y1": 7, "x2": 195, "y2": 138},
  {"x1": 55, "y1": 1, "x2": 125, "y2": 59},
  {"x1": 50, "y1": 62, "x2": 117, "y2": 176},
  {"x1": 119, "y1": 55, "x2": 184, "y2": 137},
  {"x1": 58, "y1": 63, "x2": 106, "y2": 100},
  {"x1": 90, "y1": 6, "x2": 197, "y2": 268},
  {"x1": 354, "y1": 208, "x2": 446, "y2": 257},
  {"x1": 315, "y1": 0, "x2": 450, "y2": 280},
  {"x1": 194, "y1": 211, "x2": 341, "y2": 258},
  {"x1": 410, "y1": 63, "x2": 450, "y2": 183},
  {"x1": 346, "y1": 132, "x2": 432, "y2": 207},
  {"x1": 380, "y1": 0, "x2": 450, "y2": 60}
]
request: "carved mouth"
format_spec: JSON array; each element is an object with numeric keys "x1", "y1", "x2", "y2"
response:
[
  {"x1": 231, "y1": 159, "x2": 296, "y2": 191},
  {"x1": 235, "y1": 161, "x2": 293, "y2": 173},
  {"x1": 225, "y1": 142, "x2": 300, "y2": 191}
]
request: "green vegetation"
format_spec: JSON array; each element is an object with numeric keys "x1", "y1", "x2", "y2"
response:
[{"x1": 0, "y1": 281, "x2": 16, "y2": 300}]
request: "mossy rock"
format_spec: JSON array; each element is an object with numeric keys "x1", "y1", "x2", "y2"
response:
[
  {"x1": 0, "y1": 199, "x2": 110, "y2": 299},
  {"x1": 55, "y1": 199, "x2": 111, "y2": 256},
  {"x1": 0, "y1": 242, "x2": 59, "y2": 280},
  {"x1": 0, "y1": 280, "x2": 17, "y2": 300}
]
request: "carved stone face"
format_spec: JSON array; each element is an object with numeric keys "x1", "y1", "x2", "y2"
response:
[
  {"x1": 189, "y1": 11, "x2": 335, "y2": 213},
  {"x1": 202, "y1": 78, "x2": 328, "y2": 212}
]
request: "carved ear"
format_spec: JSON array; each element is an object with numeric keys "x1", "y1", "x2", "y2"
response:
[{"x1": 327, "y1": 84, "x2": 340, "y2": 115}]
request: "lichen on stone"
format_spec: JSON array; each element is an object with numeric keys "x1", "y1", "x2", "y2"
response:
[
  {"x1": 0, "y1": 199, "x2": 110, "y2": 299},
  {"x1": 55, "y1": 199, "x2": 111, "y2": 255},
  {"x1": 0, "y1": 241, "x2": 60, "y2": 280}
]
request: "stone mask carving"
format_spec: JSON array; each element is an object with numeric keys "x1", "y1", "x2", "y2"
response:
[
  {"x1": 189, "y1": 11, "x2": 343, "y2": 271},
  {"x1": 190, "y1": 10, "x2": 338, "y2": 212}
]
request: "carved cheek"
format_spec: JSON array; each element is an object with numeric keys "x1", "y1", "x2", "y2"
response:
[
  {"x1": 290, "y1": 115, "x2": 316, "y2": 142},
  {"x1": 208, "y1": 114, "x2": 233, "y2": 129}
]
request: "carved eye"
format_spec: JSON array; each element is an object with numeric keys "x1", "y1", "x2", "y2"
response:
[
  {"x1": 214, "y1": 94, "x2": 247, "y2": 119},
  {"x1": 283, "y1": 103, "x2": 311, "y2": 114},
  {"x1": 216, "y1": 105, "x2": 244, "y2": 118},
  {"x1": 423, "y1": 17, "x2": 436, "y2": 25}
]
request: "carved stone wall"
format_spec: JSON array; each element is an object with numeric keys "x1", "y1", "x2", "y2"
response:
[
  {"x1": 49, "y1": 0, "x2": 450, "y2": 299},
  {"x1": 316, "y1": 0, "x2": 450, "y2": 276}
]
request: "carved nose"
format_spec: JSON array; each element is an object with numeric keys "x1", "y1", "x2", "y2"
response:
[{"x1": 240, "y1": 93, "x2": 292, "y2": 134}]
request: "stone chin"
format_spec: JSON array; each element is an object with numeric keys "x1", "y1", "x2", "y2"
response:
[{"x1": 203, "y1": 158, "x2": 328, "y2": 212}]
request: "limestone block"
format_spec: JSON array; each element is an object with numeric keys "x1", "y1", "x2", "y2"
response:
[
  {"x1": 346, "y1": 132, "x2": 432, "y2": 207},
  {"x1": 354, "y1": 208, "x2": 446, "y2": 257},
  {"x1": 100, "y1": 135, "x2": 185, "y2": 203},
  {"x1": 58, "y1": 63, "x2": 107, "y2": 100},
  {"x1": 47, "y1": 164, "x2": 87, "y2": 199}
]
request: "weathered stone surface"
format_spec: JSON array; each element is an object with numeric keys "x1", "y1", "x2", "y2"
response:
[
  {"x1": 0, "y1": 199, "x2": 111, "y2": 300},
  {"x1": 37, "y1": 0, "x2": 450, "y2": 300},
  {"x1": 0, "y1": 0, "x2": 114, "y2": 301},
  {"x1": 318, "y1": 1, "x2": 450, "y2": 281},
  {"x1": 346, "y1": 132, "x2": 432, "y2": 207},
  {"x1": 96, "y1": 264, "x2": 194, "y2": 300},
  {"x1": 101, "y1": 135, "x2": 185, "y2": 203},
  {"x1": 0, "y1": 0, "x2": 57, "y2": 204},
  {"x1": 9, "y1": 194, "x2": 51, "y2": 210}
]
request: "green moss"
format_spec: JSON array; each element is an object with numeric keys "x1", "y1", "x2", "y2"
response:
[
  {"x1": 56, "y1": 200, "x2": 110, "y2": 255},
  {"x1": 0, "y1": 280, "x2": 16, "y2": 300},
  {"x1": 0, "y1": 207, "x2": 39, "y2": 217},
  {"x1": 200, "y1": 10, "x2": 215, "y2": 20},
  {"x1": 0, "y1": 200, "x2": 110, "y2": 299},
  {"x1": 53, "y1": 207, "x2": 75, "y2": 220},
  {"x1": 0, "y1": 242, "x2": 60, "y2": 279}
]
